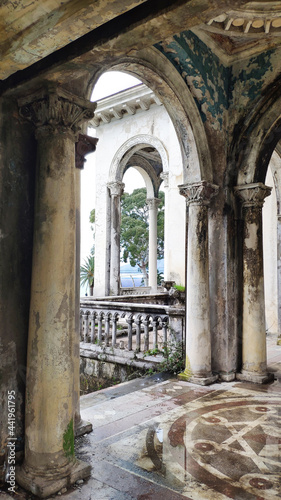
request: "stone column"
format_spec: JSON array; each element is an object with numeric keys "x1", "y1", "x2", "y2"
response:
[
  {"x1": 178, "y1": 181, "x2": 219, "y2": 385},
  {"x1": 16, "y1": 85, "x2": 96, "y2": 498},
  {"x1": 235, "y1": 183, "x2": 273, "y2": 383},
  {"x1": 277, "y1": 214, "x2": 281, "y2": 337},
  {"x1": 108, "y1": 181, "x2": 124, "y2": 296},
  {"x1": 74, "y1": 134, "x2": 97, "y2": 437},
  {"x1": 147, "y1": 198, "x2": 161, "y2": 293}
]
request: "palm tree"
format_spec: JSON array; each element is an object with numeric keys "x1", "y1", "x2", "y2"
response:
[{"x1": 80, "y1": 255, "x2": 95, "y2": 296}]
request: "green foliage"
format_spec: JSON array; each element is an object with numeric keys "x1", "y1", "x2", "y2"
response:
[
  {"x1": 80, "y1": 255, "x2": 95, "y2": 288},
  {"x1": 160, "y1": 340, "x2": 185, "y2": 374},
  {"x1": 173, "y1": 284, "x2": 185, "y2": 292},
  {"x1": 89, "y1": 208, "x2": 95, "y2": 256},
  {"x1": 144, "y1": 337, "x2": 185, "y2": 375},
  {"x1": 120, "y1": 188, "x2": 164, "y2": 284},
  {"x1": 144, "y1": 347, "x2": 162, "y2": 356}
]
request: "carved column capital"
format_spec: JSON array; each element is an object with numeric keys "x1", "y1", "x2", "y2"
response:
[
  {"x1": 108, "y1": 181, "x2": 125, "y2": 197},
  {"x1": 179, "y1": 181, "x2": 219, "y2": 206},
  {"x1": 146, "y1": 197, "x2": 161, "y2": 210},
  {"x1": 160, "y1": 172, "x2": 169, "y2": 188},
  {"x1": 234, "y1": 183, "x2": 272, "y2": 208},
  {"x1": 18, "y1": 85, "x2": 96, "y2": 138}
]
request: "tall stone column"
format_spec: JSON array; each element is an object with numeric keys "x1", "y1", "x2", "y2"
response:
[
  {"x1": 16, "y1": 86, "x2": 96, "y2": 498},
  {"x1": 147, "y1": 198, "x2": 161, "y2": 293},
  {"x1": 277, "y1": 214, "x2": 281, "y2": 336},
  {"x1": 108, "y1": 181, "x2": 124, "y2": 296},
  {"x1": 178, "y1": 181, "x2": 219, "y2": 385},
  {"x1": 235, "y1": 183, "x2": 273, "y2": 383},
  {"x1": 74, "y1": 134, "x2": 97, "y2": 437}
]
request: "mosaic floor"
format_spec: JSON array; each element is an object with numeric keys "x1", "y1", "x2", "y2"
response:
[
  {"x1": 2, "y1": 336, "x2": 281, "y2": 500},
  {"x1": 75, "y1": 379, "x2": 281, "y2": 500}
]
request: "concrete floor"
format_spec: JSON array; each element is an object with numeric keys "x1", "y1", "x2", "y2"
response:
[{"x1": 2, "y1": 334, "x2": 281, "y2": 500}]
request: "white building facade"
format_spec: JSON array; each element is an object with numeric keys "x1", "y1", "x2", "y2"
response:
[{"x1": 88, "y1": 83, "x2": 186, "y2": 298}]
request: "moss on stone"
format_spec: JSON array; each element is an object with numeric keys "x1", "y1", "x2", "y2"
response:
[{"x1": 63, "y1": 419, "x2": 74, "y2": 458}]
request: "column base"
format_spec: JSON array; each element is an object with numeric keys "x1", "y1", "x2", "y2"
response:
[
  {"x1": 236, "y1": 370, "x2": 274, "y2": 384},
  {"x1": 75, "y1": 419, "x2": 93, "y2": 438},
  {"x1": 219, "y1": 371, "x2": 236, "y2": 382},
  {"x1": 178, "y1": 370, "x2": 218, "y2": 386},
  {"x1": 16, "y1": 459, "x2": 91, "y2": 498}
]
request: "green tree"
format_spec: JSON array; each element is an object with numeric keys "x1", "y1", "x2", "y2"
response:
[
  {"x1": 80, "y1": 255, "x2": 95, "y2": 295},
  {"x1": 89, "y1": 208, "x2": 95, "y2": 256},
  {"x1": 120, "y1": 188, "x2": 164, "y2": 285},
  {"x1": 80, "y1": 209, "x2": 95, "y2": 295}
]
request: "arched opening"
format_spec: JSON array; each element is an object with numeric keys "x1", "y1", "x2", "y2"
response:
[
  {"x1": 233, "y1": 91, "x2": 281, "y2": 382},
  {"x1": 82, "y1": 69, "x2": 188, "y2": 298}
]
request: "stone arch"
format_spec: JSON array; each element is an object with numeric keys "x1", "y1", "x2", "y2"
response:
[
  {"x1": 87, "y1": 46, "x2": 212, "y2": 184},
  {"x1": 109, "y1": 134, "x2": 168, "y2": 197},
  {"x1": 231, "y1": 79, "x2": 281, "y2": 186}
]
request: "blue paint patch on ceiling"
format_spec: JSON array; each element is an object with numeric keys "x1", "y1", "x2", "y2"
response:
[
  {"x1": 155, "y1": 30, "x2": 275, "y2": 130},
  {"x1": 155, "y1": 31, "x2": 231, "y2": 128}
]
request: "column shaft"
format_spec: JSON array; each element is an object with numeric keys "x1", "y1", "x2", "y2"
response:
[
  {"x1": 108, "y1": 182, "x2": 124, "y2": 296},
  {"x1": 147, "y1": 198, "x2": 161, "y2": 293},
  {"x1": 178, "y1": 181, "x2": 218, "y2": 385},
  {"x1": 235, "y1": 183, "x2": 273, "y2": 383},
  {"x1": 16, "y1": 86, "x2": 95, "y2": 497}
]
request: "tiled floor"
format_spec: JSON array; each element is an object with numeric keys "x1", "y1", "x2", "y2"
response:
[{"x1": 2, "y1": 335, "x2": 281, "y2": 499}]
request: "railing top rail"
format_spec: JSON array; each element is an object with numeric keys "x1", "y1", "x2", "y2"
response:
[{"x1": 80, "y1": 300, "x2": 170, "y2": 315}]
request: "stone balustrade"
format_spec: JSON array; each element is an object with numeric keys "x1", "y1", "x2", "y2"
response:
[{"x1": 80, "y1": 298, "x2": 184, "y2": 354}]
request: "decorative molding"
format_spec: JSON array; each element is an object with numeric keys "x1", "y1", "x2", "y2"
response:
[
  {"x1": 75, "y1": 134, "x2": 98, "y2": 169},
  {"x1": 160, "y1": 172, "x2": 169, "y2": 188},
  {"x1": 179, "y1": 181, "x2": 219, "y2": 206},
  {"x1": 234, "y1": 183, "x2": 272, "y2": 207},
  {"x1": 18, "y1": 85, "x2": 96, "y2": 136},
  {"x1": 89, "y1": 84, "x2": 162, "y2": 128},
  {"x1": 107, "y1": 181, "x2": 125, "y2": 197},
  {"x1": 206, "y1": 6, "x2": 281, "y2": 36}
]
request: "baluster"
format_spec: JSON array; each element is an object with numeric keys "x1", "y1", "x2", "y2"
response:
[
  {"x1": 126, "y1": 314, "x2": 133, "y2": 350},
  {"x1": 143, "y1": 316, "x2": 150, "y2": 352},
  {"x1": 104, "y1": 312, "x2": 110, "y2": 346},
  {"x1": 152, "y1": 317, "x2": 158, "y2": 349},
  {"x1": 162, "y1": 317, "x2": 168, "y2": 346},
  {"x1": 111, "y1": 313, "x2": 118, "y2": 347},
  {"x1": 97, "y1": 312, "x2": 103, "y2": 343},
  {"x1": 89, "y1": 312, "x2": 95, "y2": 343},
  {"x1": 82, "y1": 311, "x2": 89, "y2": 342},
  {"x1": 135, "y1": 315, "x2": 142, "y2": 352}
]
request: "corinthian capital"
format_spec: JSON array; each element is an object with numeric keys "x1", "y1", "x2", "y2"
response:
[
  {"x1": 108, "y1": 181, "x2": 125, "y2": 197},
  {"x1": 234, "y1": 183, "x2": 272, "y2": 208},
  {"x1": 18, "y1": 85, "x2": 96, "y2": 136},
  {"x1": 179, "y1": 181, "x2": 219, "y2": 206},
  {"x1": 146, "y1": 198, "x2": 161, "y2": 210}
]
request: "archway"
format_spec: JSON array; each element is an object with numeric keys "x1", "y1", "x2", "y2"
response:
[{"x1": 233, "y1": 86, "x2": 281, "y2": 383}]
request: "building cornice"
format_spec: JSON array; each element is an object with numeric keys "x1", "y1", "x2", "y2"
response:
[{"x1": 89, "y1": 84, "x2": 162, "y2": 128}]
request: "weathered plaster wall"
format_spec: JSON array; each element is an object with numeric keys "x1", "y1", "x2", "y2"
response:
[{"x1": 0, "y1": 97, "x2": 36, "y2": 482}]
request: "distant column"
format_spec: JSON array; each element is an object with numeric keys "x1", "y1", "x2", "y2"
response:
[
  {"x1": 147, "y1": 198, "x2": 161, "y2": 293},
  {"x1": 108, "y1": 181, "x2": 124, "y2": 296},
  {"x1": 178, "y1": 181, "x2": 219, "y2": 385},
  {"x1": 235, "y1": 183, "x2": 273, "y2": 383},
  {"x1": 16, "y1": 85, "x2": 95, "y2": 497}
]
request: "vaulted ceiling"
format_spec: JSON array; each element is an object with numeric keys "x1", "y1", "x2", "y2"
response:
[{"x1": 3, "y1": 1, "x2": 281, "y2": 95}]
